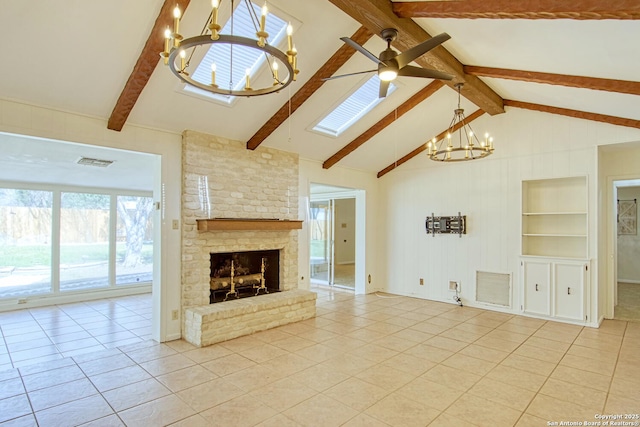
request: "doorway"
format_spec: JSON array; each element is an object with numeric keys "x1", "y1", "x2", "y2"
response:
[
  {"x1": 309, "y1": 184, "x2": 359, "y2": 291},
  {"x1": 613, "y1": 181, "x2": 640, "y2": 321}
]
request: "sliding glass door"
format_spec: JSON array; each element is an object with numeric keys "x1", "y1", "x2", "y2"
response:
[{"x1": 309, "y1": 200, "x2": 334, "y2": 285}]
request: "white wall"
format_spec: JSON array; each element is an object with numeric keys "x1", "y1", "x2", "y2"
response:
[
  {"x1": 616, "y1": 187, "x2": 640, "y2": 283},
  {"x1": 379, "y1": 107, "x2": 640, "y2": 324},
  {"x1": 334, "y1": 198, "x2": 356, "y2": 264},
  {"x1": 298, "y1": 159, "x2": 381, "y2": 294},
  {"x1": 0, "y1": 98, "x2": 183, "y2": 342}
]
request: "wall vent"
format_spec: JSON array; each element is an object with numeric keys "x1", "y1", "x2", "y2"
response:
[
  {"x1": 77, "y1": 157, "x2": 114, "y2": 167},
  {"x1": 476, "y1": 271, "x2": 511, "y2": 307}
]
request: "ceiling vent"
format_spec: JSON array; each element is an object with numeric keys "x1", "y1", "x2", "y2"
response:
[{"x1": 77, "y1": 157, "x2": 114, "y2": 168}]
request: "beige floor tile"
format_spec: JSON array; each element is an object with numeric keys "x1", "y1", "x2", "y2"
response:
[
  {"x1": 342, "y1": 327, "x2": 387, "y2": 343},
  {"x1": 500, "y1": 353, "x2": 557, "y2": 376},
  {"x1": 425, "y1": 336, "x2": 469, "y2": 353},
  {"x1": 77, "y1": 414, "x2": 125, "y2": 427},
  {"x1": 486, "y1": 365, "x2": 548, "y2": 392},
  {"x1": 118, "y1": 394, "x2": 195, "y2": 427},
  {"x1": 270, "y1": 335, "x2": 316, "y2": 352},
  {"x1": 398, "y1": 377, "x2": 463, "y2": 411},
  {"x1": 218, "y1": 334, "x2": 264, "y2": 352},
  {"x1": 514, "y1": 343, "x2": 566, "y2": 363},
  {"x1": 539, "y1": 378, "x2": 607, "y2": 411},
  {"x1": 441, "y1": 353, "x2": 497, "y2": 376},
  {"x1": 365, "y1": 392, "x2": 441, "y2": 427},
  {"x1": 325, "y1": 377, "x2": 389, "y2": 411},
  {"x1": 474, "y1": 335, "x2": 522, "y2": 353},
  {"x1": 124, "y1": 344, "x2": 177, "y2": 364},
  {"x1": 167, "y1": 414, "x2": 211, "y2": 427},
  {"x1": 467, "y1": 376, "x2": 535, "y2": 411},
  {"x1": 565, "y1": 344, "x2": 619, "y2": 363},
  {"x1": 236, "y1": 343, "x2": 289, "y2": 364},
  {"x1": 21, "y1": 365, "x2": 85, "y2": 392},
  {"x1": 255, "y1": 413, "x2": 304, "y2": 427},
  {"x1": 409, "y1": 321, "x2": 450, "y2": 335},
  {"x1": 89, "y1": 365, "x2": 151, "y2": 392},
  {"x1": 289, "y1": 364, "x2": 351, "y2": 392},
  {"x1": 176, "y1": 377, "x2": 245, "y2": 412},
  {"x1": 267, "y1": 352, "x2": 316, "y2": 377},
  {"x1": 284, "y1": 393, "x2": 359, "y2": 427},
  {"x1": 404, "y1": 343, "x2": 454, "y2": 363},
  {"x1": 28, "y1": 378, "x2": 98, "y2": 411},
  {"x1": 614, "y1": 359, "x2": 640, "y2": 379},
  {"x1": 458, "y1": 343, "x2": 510, "y2": 363},
  {"x1": 293, "y1": 343, "x2": 344, "y2": 363},
  {"x1": 355, "y1": 364, "x2": 417, "y2": 391},
  {"x1": 429, "y1": 412, "x2": 478, "y2": 427},
  {"x1": 320, "y1": 353, "x2": 377, "y2": 376},
  {"x1": 102, "y1": 377, "x2": 171, "y2": 412},
  {"x1": 380, "y1": 352, "x2": 436, "y2": 375},
  {"x1": 34, "y1": 394, "x2": 113, "y2": 427},
  {"x1": 560, "y1": 353, "x2": 616, "y2": 376},
  {"x1": 420, "y1": 364, "x2": 482, "y2": 392},
  {"x1": 485, "y1": 329, "x2": 530, "y2": 344},
  {"x1": 445, "y1": 393, "x2": 522, "y2": 427},
  {"x1": 0, "y1": 394, "x2": 32, "y2": 423},
  {"x1": 526, "y1": 394, "x2": 595, "y2": 420},
  {"x1": 524, "y1": 336, "x2": 571, "y2": 352},
  {"x1": 496, "y1": 322, "x2": 540, "y2": 336},
  {"x1": 347, "y1": 343, "x2": 400, "y2": 364},
  {"x1": 139, "y1": 353, "x2": 196, "y2": 377},
  {"x1": 156, "y1": 364, "x2": 218, "y2": 392},
  {"x1": 201, "y1": 351, "x2": 256, "y2": 376},
  {"x1": 604, "y1": 393, "x2": 640, "y2": 414},
  {"x1": 372, "y1": 334, "x2": 419, "y2": 352},
  {"x1": 223, "y1": 364, "x2": 284, "y2": 392},
  {"x1": 515, "y1": 413, "x2": 548, "y2": 427},
  {"x1": 181, "y1": 344, "x2": 233, "y2": 364},
  {"x1": 340, "y1": 413, "x2": 390, "y2": 427},
  {"x1": 248, "y1": 377, "x2": 317, "y2": 412},
  {"x1": 550, "y1": 365, "x2": 611, "y2": 392},
  {"x1": 532, "y1": 328, "x2": 579, "y2": 343},
  {"x1": 609, "y1": 376, "x2": 640, "y2": 400},
  {"x1": 76, "y1": 353, "x2": 135, "y2": 376}
]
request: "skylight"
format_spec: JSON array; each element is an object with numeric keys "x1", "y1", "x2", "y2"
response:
[
  {"x1": 183, "y1": 2, "x2": 289, "y2": 104},
  {"x1": 313, "y1": 75, "x2": 397, "y2": 137}
]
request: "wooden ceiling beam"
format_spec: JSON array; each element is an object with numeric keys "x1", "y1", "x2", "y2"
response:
[
  {"x1": 504, "y1": 100, "x2": 640, "y2": 129},
  {"x1": 327, "y1": 0, "x2": 504, "y2": 116},
  {"x1": 246, "y1": 26, "x2": 374, "y2": 150},
  {"x1": 392, "y1": 1, "x2": 640, "y2": 20},
  {"x1": 323, "y1": 80, "x2": 445, "y2": 169},
  {"x1": 465, "y1": 66, "x2": 640, "y2": 95},
  {"x1": 377, "y1": 109, "x2": 485, "y2": 178},
  {"x1": 107, "y1": 0, "x2": 190, "y2": 132}
]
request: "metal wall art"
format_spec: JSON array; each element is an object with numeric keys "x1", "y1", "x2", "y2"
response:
[{"x1": 426, "y1": 212, "x2": 466, "y2": 237}]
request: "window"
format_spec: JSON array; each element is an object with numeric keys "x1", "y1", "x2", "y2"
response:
[
  {"x1": 0, "y1": 186, "x2": 153, "y2": 301},
  {"x1": 184, "y1": 1, "x2": 290, "y2": 104},
  {"x1": 0, "y1": 189, "x2": 53, "y2": 298},
  {"x1": 313, "y1": 75, "x2": 397, "y2": 137}
]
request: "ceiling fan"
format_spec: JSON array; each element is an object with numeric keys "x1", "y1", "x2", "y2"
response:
[{"x1": 325, "y1": 29, "x2": 454, "y2": 98}]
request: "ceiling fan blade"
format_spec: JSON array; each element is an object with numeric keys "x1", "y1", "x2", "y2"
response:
[
  {"x1": 379, "y1": 79, "x2": 390, "y2": 98},
  {"x1": 398, "y1": 65, "x2": 454, "y2": 81},
  {"x1": 340, "y1": 37, "x2": 384, "y2": 65},
  {"x1": 322, "y1": 70, "x2": 377, "y2": 81},
  {"x1": 395, "y1": 33, "x2": 451, "y2": 69}
]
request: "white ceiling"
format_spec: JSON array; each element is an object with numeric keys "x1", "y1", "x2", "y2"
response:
[{"x1": 0, "y1": 0, "x2": 639, "y2": 187}]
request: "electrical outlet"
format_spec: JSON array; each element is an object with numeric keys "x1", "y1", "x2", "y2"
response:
[
  {"x1": 449, "y1": 281, "x2": 458, "y2": 291},
  {"x1": 419, "y1": 278, "x2": 424, "y2": 286},
  {"x1": 171, "y1": 310, "x2": 179, "y2": 320}
]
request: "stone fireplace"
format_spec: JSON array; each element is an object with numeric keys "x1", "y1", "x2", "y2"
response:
[{"x1": 180, "y1": 131, "x2": 316, "y2": 347}]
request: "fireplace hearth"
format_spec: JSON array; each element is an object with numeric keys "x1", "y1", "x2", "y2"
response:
[{"x1": 209, "y1": 250, "x2": 280, "y2": 303}]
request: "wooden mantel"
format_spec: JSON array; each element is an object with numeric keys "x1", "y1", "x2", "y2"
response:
[{"x1": 196, "y1": 218, "x2": 303, "y2": 231}]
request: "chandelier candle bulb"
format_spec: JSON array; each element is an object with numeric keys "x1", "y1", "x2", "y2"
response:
[
  {"x1": 211, "y1": 63, "x2": 217, "y2": 87},
  {"x1": 292, "y1": 46, "x2": 298, "y2": 80},
  {"x1": 245, "y1": 68, "x2": 251, "y2": 90},
  {"x1": 179, "y1": 50, "x2": 186, "y2": 73},
  {"x1": 210, "y1": 0, "x2": 220, "y2": 40},
  {"x1": 272, "y1": 60, "x2": 279, "y2": 85},
  {"x1": 173, "y1": 6, "x2": 182, "y2": 48},
  {"x1": 287, "y1": 23, "x2": 293, "y2": 52},
  {"x1": 257, "y1": 3, "x2": 269, "y2": 47},
  {"x1": 163, "y1": 27, "x2": 171, "y2": 65}
]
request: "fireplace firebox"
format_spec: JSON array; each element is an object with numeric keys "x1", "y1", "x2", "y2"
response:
[{"x1": 209, "y1": 250, "x2": 280, "y2": 303}]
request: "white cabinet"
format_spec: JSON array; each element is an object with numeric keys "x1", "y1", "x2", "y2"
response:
[
  {"x1": 521, "y1": 258, "x2": 588, "y2": 323},
  {"x1": 523, "y1": 260, "x2": 551, "y2": 316}
]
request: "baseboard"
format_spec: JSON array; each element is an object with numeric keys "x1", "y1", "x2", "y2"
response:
[
  {"x1": 0, "y1": 284, "x2": 152, "y2": 312},
  {"x1": 618, "y1": 279, "x2": 640, "y2": 285}
]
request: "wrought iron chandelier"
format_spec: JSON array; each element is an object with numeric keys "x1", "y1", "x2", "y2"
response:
[
  {"x1": 160, "y1": 0, "x2": 299, "y2": 97},
  {"x1": 427, "y1": 83, "x2": 494, "y2": 162}
]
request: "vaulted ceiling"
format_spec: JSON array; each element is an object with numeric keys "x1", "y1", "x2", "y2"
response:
[{"x1": 1, "y1": 0, "x2": 640, "y2": 180}]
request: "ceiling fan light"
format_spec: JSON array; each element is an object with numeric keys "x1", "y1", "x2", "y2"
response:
[{"x1": 379, "y1": 68, "x2": 398, "y2": 81}]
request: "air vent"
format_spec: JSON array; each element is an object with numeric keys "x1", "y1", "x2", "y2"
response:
[
  {"x1": 476, "y1": 271, "x2": 511, "y2": 307},
  {"x1": 77, "y1": 157, "x2": 114, "y2": 167}
]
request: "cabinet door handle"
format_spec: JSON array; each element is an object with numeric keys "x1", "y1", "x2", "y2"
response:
[
  {"x1": 567, "y1": 287, "x2": 571, "y2": 295},
  {"x1": 535, "y1": 283, "x2": 539, "y2": 291}
]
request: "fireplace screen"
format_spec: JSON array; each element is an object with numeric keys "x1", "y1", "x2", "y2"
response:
[{"x1": 209, "y1": 250, "x2": 279, "y2": 303}]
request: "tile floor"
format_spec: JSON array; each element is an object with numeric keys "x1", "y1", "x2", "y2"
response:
[{"x1": 0, "y1": 288, "x2": 638, "y2": 426}]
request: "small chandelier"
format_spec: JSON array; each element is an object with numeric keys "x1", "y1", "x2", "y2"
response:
[
  {"x1": 160, "y1": 0, "x2": 299, "y2": 97},
  {"x1": 427, "y1": 83, "x2": 494, "y2": 162}
]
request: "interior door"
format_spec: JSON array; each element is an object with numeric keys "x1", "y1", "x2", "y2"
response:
[{"x1": 309, "y1": 200, "x2": 334, "y2": 285}]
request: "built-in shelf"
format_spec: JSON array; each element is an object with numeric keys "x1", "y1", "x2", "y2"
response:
[{"x1": 197, "y1": 218, "x2": 303, "y2": 231}]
